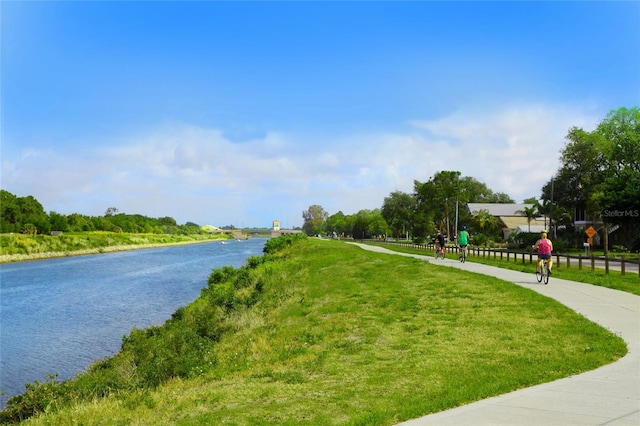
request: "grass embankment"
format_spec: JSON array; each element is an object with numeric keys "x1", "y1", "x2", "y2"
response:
[
  {"x1": 373, "y1": 243, "x2": 640, "y2": 296},
  {"x1": 0, "y1": 232, "x2": 231, "y2": 263},
  {"x1": 2, "y1": 236, "x2": 627, "y2": 425}
]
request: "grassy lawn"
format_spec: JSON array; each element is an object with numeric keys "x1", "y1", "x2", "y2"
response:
[
  {"x1": 16, "y1": 238, "x2": 626, "y2": 425},
  {"x1": 374, "y1": 243, "x2": 640, "y2": 297},
  {"x1": 0, "y1": 231, "x2": 230, "y2": 263}
]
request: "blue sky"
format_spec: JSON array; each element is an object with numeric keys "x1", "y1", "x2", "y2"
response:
[{"x1": 2, "y1": 1, "x2": 638, "y2": 228}]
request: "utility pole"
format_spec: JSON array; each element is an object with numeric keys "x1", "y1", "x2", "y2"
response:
[
  {"x1": 550, "y1": 178, "x2": 555, "y2": 239},
  {"x1": 455, "y1": 198, "x2": 459, "y2": 244}
]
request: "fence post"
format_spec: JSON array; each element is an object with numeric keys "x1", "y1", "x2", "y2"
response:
[
  {"x1": 605, "y1": 255, "x2": 609, "y2": 274},
  {"x1": 556, "y1": 254, "x2": 561, "y2": 269},
  {"x1": 591, "y1": 255, "x2": 595, "y2": 272},
  {"x1": 578, "y1": 255, "x2": 582, "y2": 270},
  {"x1": 621, "y1": 256, "x2": 625, "y2": 276},
  {"x1": 522, "y1": 252, "x2": 525, "y2": 264},
  {"x1": 567, "y1": 255, "x2": 570, "y2": 269}
]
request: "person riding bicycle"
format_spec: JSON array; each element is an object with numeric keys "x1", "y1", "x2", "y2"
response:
[
  {"x1": 436, "y1": 231, "x2": 446, "y2": 257},
  {"x1": 458, "y1": 226, "x2": 470, "y2": 259},
  {"x1": 533, "y1": 230, "x2": 553, "y2": 274}
]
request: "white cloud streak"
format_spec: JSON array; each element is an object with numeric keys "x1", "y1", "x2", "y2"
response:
[{"x1": 1, "y1": 104, "x2": 601, "y2": 227}]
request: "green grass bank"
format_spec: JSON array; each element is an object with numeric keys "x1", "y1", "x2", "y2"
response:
[
  {"x1": 2, "y1": 236, "x2": 627, "y2": 425},
  {"x1": 372, "y1": 243, "x2": 640, "y2": 296},
  {"x1": 0, "y1": 232, "x2": 231, "y2": 264}
]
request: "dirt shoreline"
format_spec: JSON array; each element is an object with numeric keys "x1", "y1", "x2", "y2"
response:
[{"x1": 0, "y1": 238, "x2": 227, "y2": 264}]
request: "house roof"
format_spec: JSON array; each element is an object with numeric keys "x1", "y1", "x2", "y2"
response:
[
  {"x1": 500, "y1": 216, "x2": 547, "y2": 230},
  {"x1": 514, "y1": 225, "x2": 548, "y2": 234},
  {"x1": 467, "y1": 203, "x2": 535, "y2": 217}
]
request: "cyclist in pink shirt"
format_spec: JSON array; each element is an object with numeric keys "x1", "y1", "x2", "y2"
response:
[{"x1": 533, "y1": 230, "x2": 554, "y2": 274}]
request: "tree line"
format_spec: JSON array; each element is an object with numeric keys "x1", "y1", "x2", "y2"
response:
[
  {"x1": 302, "y1": 170, "x2": 515, "y2": 245},
  {"x1": 3, "y1": 107, "x2": 636, "y2": 249},
  {"x1": 302, "y1": 107, "x2": 639, "y2": 250},
  {"x1": 0, "y1": 190, "x2": 204, "y2": 235}
]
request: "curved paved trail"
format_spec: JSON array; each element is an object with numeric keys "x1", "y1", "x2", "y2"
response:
[{"x1": 349, "y1": 243, "x2": 640, "y2": 426}]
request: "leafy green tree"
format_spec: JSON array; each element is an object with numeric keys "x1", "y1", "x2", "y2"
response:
[
  {"x1": 105, "y1": 207, "x2": 119, "y2": 216},
  {"x1": 68, "y1": 213, "x2": 95, "y2": 232},
  {"x1": 381, "y1": 191, "x2": 415, "y2": 239},
  {"x1": 482, "y1": 192, "x2": 515, "y2": 203},
  {"x1": 473, "y1": 208, "x2": 499, "y2": 235},
  {"x1": 0, "y1": 191, "x2": 50, "y2": 234},
  {"x1": 351, "y1": 209, "x2": 373, "y2": 240},
  {"x1": 413, "y1": 171, "x2": 507, "y2": 239},
  {"x1": 0, "y1": 190, "x2": 20, "y2": 232},
  {"x1": 591, "y1": 107, "x2": 640, "y2": 221},
  {"x1": 325, "y1": 211, "x2": 350, "y2": 237},
  {"x1": 411, "y1": 209, "x2": 436, "y2": 243},
  {"x1": 49, "y1": 211, "x2": 70, "y2": 232},
  {"x1": 302, "y1": 204, "x2": 328, "y2": 236},
  {"x1": 542, "y1": 107, "x2": 640, "y2": 249},
  {"x1": 414, "y1": 171, "x2": 461, "y2": 238},
  {"x1": 368, "y1": 209, "x2": 389, "y2": 238},
  {"x1": 592, "y1": 107, "x2": 640, "y2": 249},
  {"x1": 459, "y1": 176, "x2": 513, "y2": 204},
  {"x1": 597, "y1": 107, "x2": 640, "y2": 174}
]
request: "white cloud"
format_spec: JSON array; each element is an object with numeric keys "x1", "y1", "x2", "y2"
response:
[
  {"x1": 408, "y1": 104, "x2": 601, "y2": 201},
  {"x1": 1, "y1": 104, "x2": 602, "y2": 227}
]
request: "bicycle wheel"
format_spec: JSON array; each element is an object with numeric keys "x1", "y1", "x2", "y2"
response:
[
  {"x1": 543, "y1": 261, "x2": 550, "y2": 285},
  {"x1": 536, "y1": 264, "x2": 543, "y2": 282}
]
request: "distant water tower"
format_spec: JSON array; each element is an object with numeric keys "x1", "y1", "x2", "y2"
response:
[{"x1": 272, "y1": 220, "x2": 280, "y2": 231}]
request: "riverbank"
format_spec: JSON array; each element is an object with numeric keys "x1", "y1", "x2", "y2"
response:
[
  {"x1": 2, "y1": 236, "x2": 626, "y2": 424},
  {"x1": 0, "y1": 232, "x2": 233, "y2": 264}
]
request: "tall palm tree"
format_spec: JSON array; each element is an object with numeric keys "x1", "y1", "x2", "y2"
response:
[{"x1": 516, "y1": 206, "x2": 538, "y2": 232}]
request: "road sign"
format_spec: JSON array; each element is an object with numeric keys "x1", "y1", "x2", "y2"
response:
[{"x1": 585, "y1": 226, "x2": 596, "y2": 238}]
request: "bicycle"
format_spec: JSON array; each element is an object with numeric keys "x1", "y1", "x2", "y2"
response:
[
  {"x1": 435, "y1": 245, "x2": 446, "y2": 260},
  {"x1": 536, "y1": 258, "x2": 550, "y2": 284},
  {"x1": 459, "y1": 245, "x2": 467, "y2": 263}
]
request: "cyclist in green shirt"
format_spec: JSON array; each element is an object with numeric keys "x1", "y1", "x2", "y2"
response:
[{"x1": 458, "y1": 225, "x2": 470, "y2": 260}]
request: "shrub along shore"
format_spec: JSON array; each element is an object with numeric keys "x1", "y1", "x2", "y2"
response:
[
  {"x1": 0, "y1": 235, "x2": 626, "y2": 424},
  {"x1": 0, "y1": 232, "x2": 231, "y2": 264}
]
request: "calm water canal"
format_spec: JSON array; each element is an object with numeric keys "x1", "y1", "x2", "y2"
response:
[{"x1": 0, "y1": 238, "x2": 267, "y2": 407}]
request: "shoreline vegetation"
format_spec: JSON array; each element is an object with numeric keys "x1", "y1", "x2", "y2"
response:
[
  {"x1": 0, "y1": 235, "x2": 627, "y2": 424},
  {"x1": 0, "y1": 232, "x2": 234, "y2": 264}
]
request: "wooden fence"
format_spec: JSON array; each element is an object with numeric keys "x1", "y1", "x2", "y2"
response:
[{"x1": 376, "y1": 241, "x2": 640, "y2": 277}]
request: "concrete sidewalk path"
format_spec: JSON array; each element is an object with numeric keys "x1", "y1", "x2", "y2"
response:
[{"x1": 349, "y1": 243, "x2": 640, "y2": 426}]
